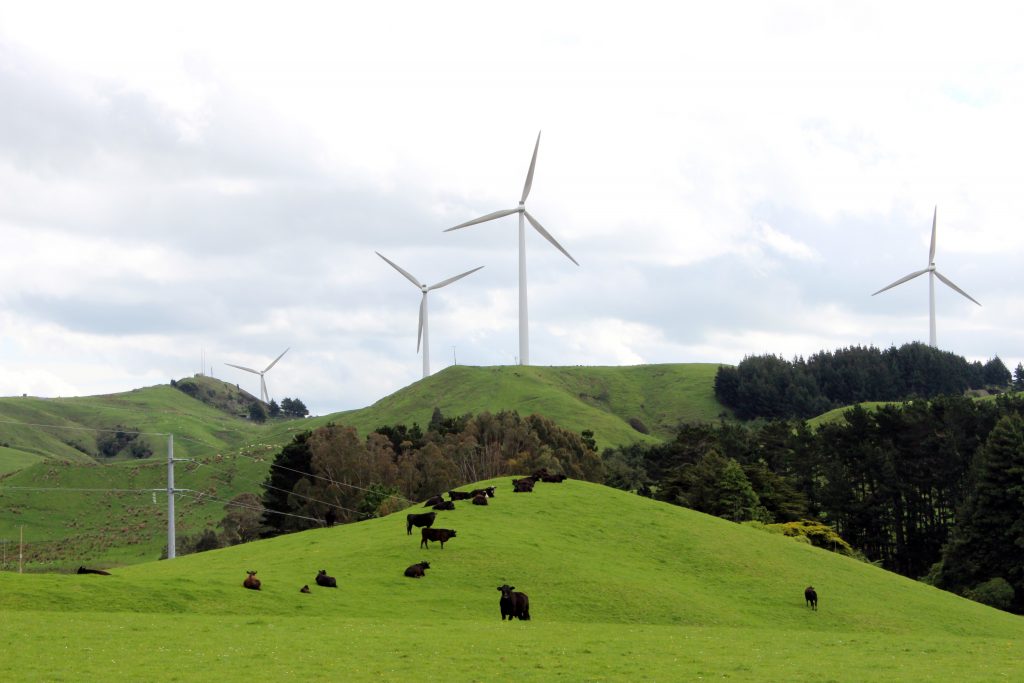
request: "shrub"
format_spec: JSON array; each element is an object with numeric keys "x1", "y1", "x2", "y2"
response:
[
  {"x1": 628, "y1": 417, "x2": 650, "y2": 434},
  {"x1": 765, "y1": 520, "x2": 854, "y2": 556},
  {"x1": 964, "y1": 577, "x2": 1015, "y2": 611}
]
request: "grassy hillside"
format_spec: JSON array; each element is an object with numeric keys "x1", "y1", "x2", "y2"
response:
[
  {"x1": 0, "y1": 364, "x2": 727, "y2": 571},
  {"x1": 0, "y1": 479, "x2": 1020, "y2": 681}
]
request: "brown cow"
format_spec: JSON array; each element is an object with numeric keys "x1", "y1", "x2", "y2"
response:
[
  {"x1": 243, "y1": 570, "x2": 261, "y2": 591},
  {"x1": 420, "y1": 527, "x2": 457, "y2": 549}
]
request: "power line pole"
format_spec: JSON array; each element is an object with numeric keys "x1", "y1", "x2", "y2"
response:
[
  {"x1": 167, "y1": 434, "x2": 176, "y2": 559},
  {"x1": 19, "y1": 526, "x2": 24, "y2": 574}
]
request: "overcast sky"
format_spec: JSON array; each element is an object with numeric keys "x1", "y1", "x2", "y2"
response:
[{"x1": 1, "y1": 1, "x2": 1022, "y2": 415}]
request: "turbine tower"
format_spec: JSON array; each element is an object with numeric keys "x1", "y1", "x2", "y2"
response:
[
  {"x1": 376, "y1": 251, "x2": 483, "y2": 378},
  {"x1": 225, "y1": 347, "x2": 289, "y2": 403},
  {"x1": 872, "y1": 206, "x2": 980, "y2": 347},
  {"x1": 445, "y1": 131, "x2": 579, "y2": 365}
]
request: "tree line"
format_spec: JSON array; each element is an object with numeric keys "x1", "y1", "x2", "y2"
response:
[
  {"x1": 714, "y1": 342, "x2": 1012, "y2": 420},
  {"x1": 601, "y1": 393, "x2": 1024, "y2": 613}
]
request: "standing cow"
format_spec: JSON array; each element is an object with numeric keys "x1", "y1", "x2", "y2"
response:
[
  {"x1": 805, "y1": 586, "x2": 818, "y2": 610},
  {"x1": 498, "y1": 584, "x2": 530, "y2": 620},
  {"x1": 406, "y1": 511, "x2": 437, "y2": 535}
]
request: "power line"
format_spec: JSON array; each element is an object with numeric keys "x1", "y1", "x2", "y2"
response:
[{"x1": 175, "y1": 490, "x2": 324, "y2": 524}]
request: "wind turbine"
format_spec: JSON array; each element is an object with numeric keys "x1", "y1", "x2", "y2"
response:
[
  {"x1": 445, "y1": 131, "x2": 578, "y2": 366},
  {"x1": 872, "y1": 206, "x2": 980, "y2": 348},
  {"x1": 376, "y1": 252, "x2": 483, "y2": 378},
  {"x1": 225, "y1": 348, "x2": 289, "y2": 403}
]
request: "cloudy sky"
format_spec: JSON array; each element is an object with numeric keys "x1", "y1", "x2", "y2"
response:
[{"x1": 1, "y1": 1, "x2": 1022, "y2": 415}]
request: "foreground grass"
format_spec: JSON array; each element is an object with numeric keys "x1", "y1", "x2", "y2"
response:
[{"x1": 1, "y1": 479, "x2": 1021, "y2": 681}]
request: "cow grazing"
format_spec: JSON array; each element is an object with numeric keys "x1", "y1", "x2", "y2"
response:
[
  {"x1": 472, "y1": 494, "x2": 489, "y2": 506},
  {"x1": 420, "y1": 527, "x2": 457, "y2": 549},
  {"x1": 512, "y1": 478, "x2": 535, "y2": 493},
  {"x1": 316, "y1": 570, "x2": 338, "y2": 588},
  {"x1": 470, "y1": 486, "x2": 496, "y2": 498},
  {"x1": 406, "y1": 511, "x2": 437, "y2": 535},
  {"x1": 300, "y1": 584, "x2": 311, "y2": 594},
  {"x1": 243, "y1": 570, "x2": 261, "y2": 591},
  {"x1": 404, "y1": 561, "x2": 431, "y2": 578},
  {"x1": 448, "y1": 490, "x2": 474, "y2": 501},
  {"x1": 423, "y1": 495, "x2": 445, "y2": 507},
  {"x1": 805, "y1": 586, "x2": 818, "y2": 610},
  {"x1": 76, "y1": 566, "x2": 111, "y2": 575},
  {"x1": 497, "y1": 584, "x2": 530, "y2": 621},
  {"x1": 432, "y1": 500, "x2": 455, "y2": 511}
]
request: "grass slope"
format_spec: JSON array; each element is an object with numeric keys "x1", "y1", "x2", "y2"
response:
[{"x1": 0, "y1": 479, "x2": 1020, "y2": 681}]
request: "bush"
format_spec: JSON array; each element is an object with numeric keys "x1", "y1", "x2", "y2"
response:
[
  {"x1": 964, "y1": 577, "x2": 1015, "y2": 611},
  {"x1": 628, "y1": 417, "x2": 650, "y2": 434},
  {"x1": 765, "y1": 520, "x2": 854, "y2": 556}
]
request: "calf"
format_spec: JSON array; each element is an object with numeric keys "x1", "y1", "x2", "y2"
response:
[
  {"x1": 472, "y1": 494, "x2": 489, "y2": 506},
  {"x1": 497, "y1": 584, "x2": 530, "y2": 621},
  {"x1": 423, "y1": 495, "x2": 445, "y2": 507},
  {"x1": 243, "y1": 570, "x2": 261, "y2": 591},
  {"x1": 420, "y1": 527, "x2": 457, "y2": 549},
  {"x1": 406, "y1": 511, "x2": 437, "y2": 535},
  {"x1": 316, "y1": 569, "x2": 338, "y2": 588},
  {"x1": 300, "y1": 584, "x2": 311, "y2": 594},
  {"x1": 805, "y1": 586, "x2": 818, "y2": 610},
  {"x1": 432, "y1": 500, "x2": 455, "y2": 511},
  {"x1": 404, "y1": 561, "x2": 431, "y2": 578}
]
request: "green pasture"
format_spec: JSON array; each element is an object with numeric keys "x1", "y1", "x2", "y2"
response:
[{"x1": 1, "y1": 479, "x2": 1020, "y2": 681}]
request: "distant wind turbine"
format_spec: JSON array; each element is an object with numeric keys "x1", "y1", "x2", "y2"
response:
[
  {"x1": 872, "y1": 206, "x2": 980, "y2": 348},
  {"x1": 225, "y1": 348, "x2": 289, "y2": 403},
  {"x1": 445, "y1": 131, "x2": 579, "y2": 366},
  {"x1": 376, "y1": 252, "x2": 483, "y2": 378}
]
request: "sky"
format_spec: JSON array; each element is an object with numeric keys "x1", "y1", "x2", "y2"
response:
[{"x1": 1, "y1": 1, "x2": 1022, "y2": 416}]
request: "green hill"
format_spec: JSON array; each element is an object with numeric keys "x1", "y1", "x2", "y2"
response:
[
  {"x1": 0, "y1": 364, "x2": 727, "y2": 570},
  {"x1": 0, "y1": 479, "x2": 1020, "y2": 681}
]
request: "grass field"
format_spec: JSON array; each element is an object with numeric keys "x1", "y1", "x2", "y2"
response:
[{"x1": 1, "y1": 479, "x2": 1020, "y2": 681}]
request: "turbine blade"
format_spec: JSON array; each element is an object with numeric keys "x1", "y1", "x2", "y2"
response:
[
  {"x1": 225, "y1": 363, "x2": 260, "y2": 375},
  {"x1": 376, "y1": 251, "x2": 423, "y2": 288},
  {"x1": 871, "y1": 268, "x2": 929, "y2": 296},
  {"x1": 521, "y1": 131, "x2": 541, "y2": 204},
  {"x1": 524, "y1": 210, "x2": 579, "y2": 266},
  {"x1": 929, "y1": 206, "x2": 937, "y2": 264},
  {"x1": 417, "y1": 294, "x2": 426, "y2": 353},
  {"x1": 445, "y1": 208, "x2": 520, "y2": 232},
  {"x1": 428, "y1": 265, "x2": 485, "y2": 291},
  {"x1": 264, "y1": 347, "x2": 290, "y2": 372},
  {"x1": 934, "y1": 270, "x2": 981, "y2": 306}
]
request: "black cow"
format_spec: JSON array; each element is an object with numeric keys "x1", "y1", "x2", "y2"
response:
[
  {"x1": 449, "y1": 490, "x2": 474, "y2": 501},
  {"x1": 470, "y1": 486, "x2": 497, "y2": 498},
  {"x1": 407, "y1": 511, "x2": 437, "y2": 535},
  {"x1": 805, "y1": 586, "x2": 818, "y2": 610},
  {"x1": 423, "y1": 495, "x2": 445, "y2": 507},
  {"x1": 243, "y1": 570, "x2": 261, "y2": 591},
  {"x1": 76, "y1": 566, "x2": 111, "y2": 575},
  {"x1": 513, "y1": 478, "x2": 535, "y2": 493},
  {"x1": 540, "y1": 473, "x2": 567, "y2": 483},
  {"x1": 432, "y1": 500, "x2": 455, "y2": 511},
  {"x1": 316, "y1": 569, "x2": 338, "y2": 588},
  {"x1": 404, "y1": 561, "x2": 431, "y2": 578},
  {"x1": 472, "y1": 494, "x2": 489, "y2": 506},
  {"x1": 420, "y1": 527, "x2": 457, "y2": 549},
  {"x1": 498, "y1": 584, "x2": 530, "y2": 621}
]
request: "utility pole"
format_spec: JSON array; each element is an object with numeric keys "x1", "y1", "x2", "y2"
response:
[
  {"x1": 19, "y1": 526, "x2": 24, "y2": 574},
  {"x1": 167, "y1": 434, "x2": 176, "y2": 559}
]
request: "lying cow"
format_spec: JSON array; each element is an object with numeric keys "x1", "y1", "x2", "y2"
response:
[
  {"x1": 540, "y1": 473, "x2": 567, "y2": 483},
  {"x1": 406, "y1": 511, "x2": 437, "y2": 535},
  {"x1": 448, "y1": 490, "x2": 474, "y2": 501},
  {"x1": 76, "y1": 566, "x2": 111, "y2": 575},
  {"x1": 420, "y1": 527, "x2": 457, "y2": 549},
  {"x1": 432, "y1": 500, "x2": 455, "y2": 511},
  {"x1": 512, "y1": 478, "x2": 535, "y2": 493},
  {"x1": 472, "y1": 494, "x2": 489, "y2": 506},
  {"x1": 243, "y1": 570, "x2": 261, "y2": 591},
  {"x1": 316, "y1": 569, "x2": 338, "y2": 588},
  {"x1": 498, "y1": 584, "x2": 530, "y2": 621},
  {"x1": 404, "y1": 561, "x2": 431, "y2": 578},
  {"x1": 470, "y1": 486, "x2": 496, "y2": 498},
  {"x1": 423, "y1": 495, "x2": 445, "y2": 507}
]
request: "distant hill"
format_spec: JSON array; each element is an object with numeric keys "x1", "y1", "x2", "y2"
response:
[
  {"x1": 1, "y1": 478, "x2": 1021, "y2": 681},
  {"x1": 0, "y1": 363, "x2": 727, "y2": 570}
]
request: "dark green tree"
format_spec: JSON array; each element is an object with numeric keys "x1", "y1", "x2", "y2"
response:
[
  {"x1": 983, "y1": 356, "x2": 1011, "y2": 387},
  {"x1": 280, "y1": 397, "x2": 309, "y2": 418},
  {"x1": 938, "y1": 414, "x2": 1024, "y2": 612},
  {"x1": 248, "y1": 402, "x2": 268, "y2": 423},
  {"x1": 268, "y1": 399, "x2": 281, "y2": 418},
  {"x1": 1012, "y1": 363, "x2": 1024, "y2": 392}
]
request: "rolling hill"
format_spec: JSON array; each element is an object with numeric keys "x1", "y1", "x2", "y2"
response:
[
  {"x1": 1, "y1": 478, "x2": 1020, "y2": 681},
  {"x1": 0, "y1": 363, "x2": 728, "y2": 570}
]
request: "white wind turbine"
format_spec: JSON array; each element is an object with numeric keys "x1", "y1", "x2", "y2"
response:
[
  {"x1": 872, "y1": 206, "x2": 981, "y2": 348},
  {"x1": 225, "y1": 348, "x2": 289, "y2": 403},
  {"x1": 445, "y1": 131, "x2": 578, "y2": 365},
  {"x1": 376, "y1": 252, "x2": 483, "y2": 378}
]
